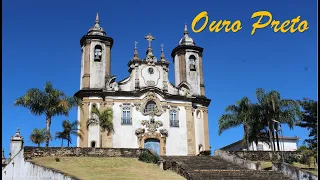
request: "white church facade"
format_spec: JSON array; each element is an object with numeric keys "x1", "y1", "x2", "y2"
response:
[{"x1": 75, "y1": 14, "x2": 211, "y2": 156}]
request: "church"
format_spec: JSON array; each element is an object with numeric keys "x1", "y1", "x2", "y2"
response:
[{"x1": 74, "y1": 14, "x2": 211, "y2": 156}]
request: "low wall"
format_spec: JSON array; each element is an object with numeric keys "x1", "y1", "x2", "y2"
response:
[
  {"x1": 223, "y1": 150, "x2": 299, "y2": 161},
  {"x1": 272, "y1": 162, "x2": 318, "y2": 180},
  {"x1": 24, "y1": 146, "x2": 149, "y2": 160},
  {"x1": 214, "y1": 150, "x2": 261, "y2": 170},
  {"x1": 2, "y1": 149, "x2": 78, "y2": 180}
]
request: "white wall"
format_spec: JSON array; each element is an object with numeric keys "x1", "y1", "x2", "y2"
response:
[
  {"x1": 249, "y1": 139, "x2": 298, "y2": 151},
  {"x1": 185, "y1": 51, "x2": 201, "y2": 96},
  {"x1": 90, "y1": 41, "x2": 106, "y2": 88},
  {"x1": 2, "y1": 150, "x2": 73, "y2": 180},
  {"x1": 194, "y1": 109, "x2": 205, "y2": 154}
]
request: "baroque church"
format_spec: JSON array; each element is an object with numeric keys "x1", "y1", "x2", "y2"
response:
[{"x1": 75, "y1": 14, "x2": 211, "y2": 156}]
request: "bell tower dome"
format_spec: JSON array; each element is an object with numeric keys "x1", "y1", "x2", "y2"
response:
[
  {"x1": 171, "y1": 24, "x2": 205, "y2": 96},
  {"x1": 80, "y1": 13, "x2": 114, "y2": 89}
]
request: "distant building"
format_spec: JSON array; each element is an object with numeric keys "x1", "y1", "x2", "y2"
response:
[{"x1": 220, "y1": 136, "x2": 299, "y2": 151}]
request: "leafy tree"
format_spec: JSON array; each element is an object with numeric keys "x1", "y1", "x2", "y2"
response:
[
  {"x1": 86, "y1": 105, "x2": 114, "y2": 147},
  {"x1": 255, "y1": 88, "x2": 301, "y2": 151},
  {"x1": 218, "y1": 97, "x2": 258, "y2": 150},
  {"x1": 55, "y1": 131, "x2": 67, "y2": 147},
  {"x1": 30, "y1": 128, "x2": 46, "y2": 147},
  {"x1": 56, "y1": 120, "x2": 82, "y2": 147},
  {"x1": 296, "y1": 98, "x2": 317, "y2": 150},
  {"x1": 14, "y1": 82, "x2": 82, "y2": 147}
]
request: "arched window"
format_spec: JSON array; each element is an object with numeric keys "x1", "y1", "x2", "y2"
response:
[
  {"x1": 170, "y1": 109, "x2": 179, "y2": 127},
  {"x1": 91, "y1": 141, "x2": 96, "y2": 148},
  {"x1": 94, "y1": 45, "x2": 102, "y2": 62},
  {"x1": 144, "y1": 101, "x2": 156, "y2": 113},
  {"x1": 189, "y1": 55, "x2": 196, "y2": 71}
]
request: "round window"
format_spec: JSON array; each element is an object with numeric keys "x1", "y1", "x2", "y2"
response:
[{"x1": 148, "y1": 67, "x2": 154, "y2": 74}]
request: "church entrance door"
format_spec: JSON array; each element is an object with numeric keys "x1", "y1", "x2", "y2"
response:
[{"x1": 144, "y1": 138, "x2": 160, "y2": 155}]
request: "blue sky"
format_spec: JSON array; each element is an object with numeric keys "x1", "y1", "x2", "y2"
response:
[{"x1": 2, "y1": 0, "x2": 317, "y2": 157}]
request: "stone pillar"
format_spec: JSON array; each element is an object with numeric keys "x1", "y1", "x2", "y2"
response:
[
  {"x1": 82, "y1": 40, "x2": 91, "y2": 88},
  {"x1": 79, "y1": 99, "x2": 90, "y2": 147},
  {"x1": 105, "y1": 46, "x2": 111, "y2": 78},
  {"x1": 160, "y1": 136, "x2": 167, "y2": 156},
  {"x1": 101, "y1": 99, "x2": 114, "y2": 148},
  {"x1": 199, "y1": 54, "x2": 205, "y2": 96},
  {"x1": 178, "y1": 53, "x2": 186, "y2": 82},
  {"x1": 203, "y1": 109, "x2": 210, "y2": 150},
  {"x1": 186, "y1": 106, "x2": 196, "y2": 155}
]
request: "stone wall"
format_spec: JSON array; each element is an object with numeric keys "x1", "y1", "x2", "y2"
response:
[
  {"x1": 223, "y1": 150, "x2": 300, "y2": 161},
  {"x1": 23, "y1": 146, "x2": 150, "y2": 160},
  {"x1": 272, "y1": 162, "x2": 318, "y2": 180},
  {"x1": 214, "y1": 150, "x2": 261, "y2": 170}
]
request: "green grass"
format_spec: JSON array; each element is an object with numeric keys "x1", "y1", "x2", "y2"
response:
[
  {"x1": 252, "y1": 161, "x2": 318, "y2": 176},
  {"x1": 30, "y1": 157, "x2": 185, "y2": 180}
]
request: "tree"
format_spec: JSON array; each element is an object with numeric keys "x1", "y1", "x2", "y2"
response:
[
  {"x1": 255, "y1": 88, "x2": 301, "y2": 151},
  {"x1": 218, "y1": 97, "x2": 258, "y2": 150},
  {"x1": 55, "y1": 131, "x2": 67, "y2": 147},
  {"x1": 86, "y1": 105, "x2": 114, "y2": 148},
  {"x1": 30, "y1": 128, "x2": 46, "y2": 147},
  {"x1": 14, "y1": 82, "x2": 82, "y2": 147},
  {"x1": 56, "y1": 120, "x2": 82, "y2": 147},
  {"x1": 296, "y1": 98, "x2": 317, "y2": 150}
]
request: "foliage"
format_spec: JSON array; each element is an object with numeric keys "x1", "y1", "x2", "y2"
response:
[
  {"x1": 30, "y1": 128, "x2": 46, "y2": 147},
  {"x1": 86, "y1": 105, "x2": 114, "y2": 135},
  {"x1": 254, "y1": 88, "x2": 301, "y2": 150},
  {"x1": 296, "y1": 98, "x2": 317, "y2": 150},
  {"x1": 198, "y1": 150, "x2": 211, "y2": 156},
  {"x1": 218, "y1": 97, "x2": 262, "y2": 149},
  {"x1": 55, "y1": 157, "x2": 60, "y2": 162},
  {"x1": 218, "y1": 88, "x2": 301, "y2": 151},
  {"x1": 14, "y1": 81, "x2": 82, "y2": 147},
  {"x1": 138, "y1": 151, "x2": 160, "y2": 164},
  {"x1": 55, "y1": 120, "x2": 82, "y2": 147}
]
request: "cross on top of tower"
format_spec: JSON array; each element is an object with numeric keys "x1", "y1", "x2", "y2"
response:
[
  {"x1": 134, "y1": 41, "x2": 138, "y2": 49},
  {"x1": 144, "y1": 33, "x2": 155, "y2": 48}
]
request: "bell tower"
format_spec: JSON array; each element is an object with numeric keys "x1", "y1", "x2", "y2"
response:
[
  {"x1": 171, "y1": 24, "x2": 205, "y2": 96},
  {"x1": 80, "y1": 13, "x2": 114, "y2": 89}
]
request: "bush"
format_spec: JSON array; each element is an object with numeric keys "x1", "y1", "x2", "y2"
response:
[
  {"x1": 138, "y1": 151, "x2": 159, "y2": 163},
  {"x1": 55, "y1": 157, "x2": 60, "y2": 162},
  {"x1": 199, "y1": 150, "x2": 211, "y2": 156}
]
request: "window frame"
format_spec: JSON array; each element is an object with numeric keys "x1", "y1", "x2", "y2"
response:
[
  {"x1": 120, "y1": 103, "x2": 133, "y2": 125},
  {"x1": 169, "y1": 107, "x2": 180, "y2": 127}
]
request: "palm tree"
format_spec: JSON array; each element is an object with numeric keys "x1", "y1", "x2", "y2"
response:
[
  {"x1": 30, "y1": 128, "x2": 46, "y2": 147},
  {"x1": 255, "y1": 88, "x2": 301, "y2": 151},
  {"x1": 218, "y1": 97, "x2": 258, "y2": 150},
  {"x1": 55, "y1": 131, "x2": 67, "y2": 147},
  {"x1": 14, "y1": 82, "x2": 82, "y2": 147},
  {"x1": 56, "y1": 120, "x2": 83, "y2": 147},
  {"x1": 86, "y1": 105, "x2": 114, "y2": 148}
]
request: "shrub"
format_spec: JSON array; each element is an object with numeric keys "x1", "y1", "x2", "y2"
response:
[
  {"x1": 138, "y1": 151, "x2": 159, "y2": 163},
  {"x1": 55, "y1": 157, "x2": 60, "y2": 162},
  {"x1": 199, "y1": 150, "x2": 211, "y2": 156}
]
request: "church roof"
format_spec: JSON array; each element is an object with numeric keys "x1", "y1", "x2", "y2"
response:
[
  {"x1": 178, "y1": 24, "x2": 195, "y2": 46},
  {"x1": 87, "y1": 13, "x2": 106, "y2": 36}
]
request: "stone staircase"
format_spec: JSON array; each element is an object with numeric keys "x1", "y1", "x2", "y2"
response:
[{"x1": 161, "y1": 156, "x2": 291, "y2": 180}]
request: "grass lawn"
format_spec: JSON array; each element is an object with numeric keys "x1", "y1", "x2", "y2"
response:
[
  {"x1": 252, "y1": 161, "x2": 318, "y2": 176},
  {"x1": 30, "y1": 157, "x2": 185, "y2": 180}
]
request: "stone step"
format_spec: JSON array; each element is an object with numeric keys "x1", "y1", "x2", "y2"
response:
[{"x1": 161, "y1": 156, "x2": 291, "y2": 180}]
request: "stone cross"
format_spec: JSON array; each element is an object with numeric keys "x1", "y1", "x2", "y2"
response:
[
  {"x1": 144, "y1": 33, "x2": 155, "y2": 48},
  {"x1": 134, "y1": 41, "x2": 138, "y2": 48}
]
